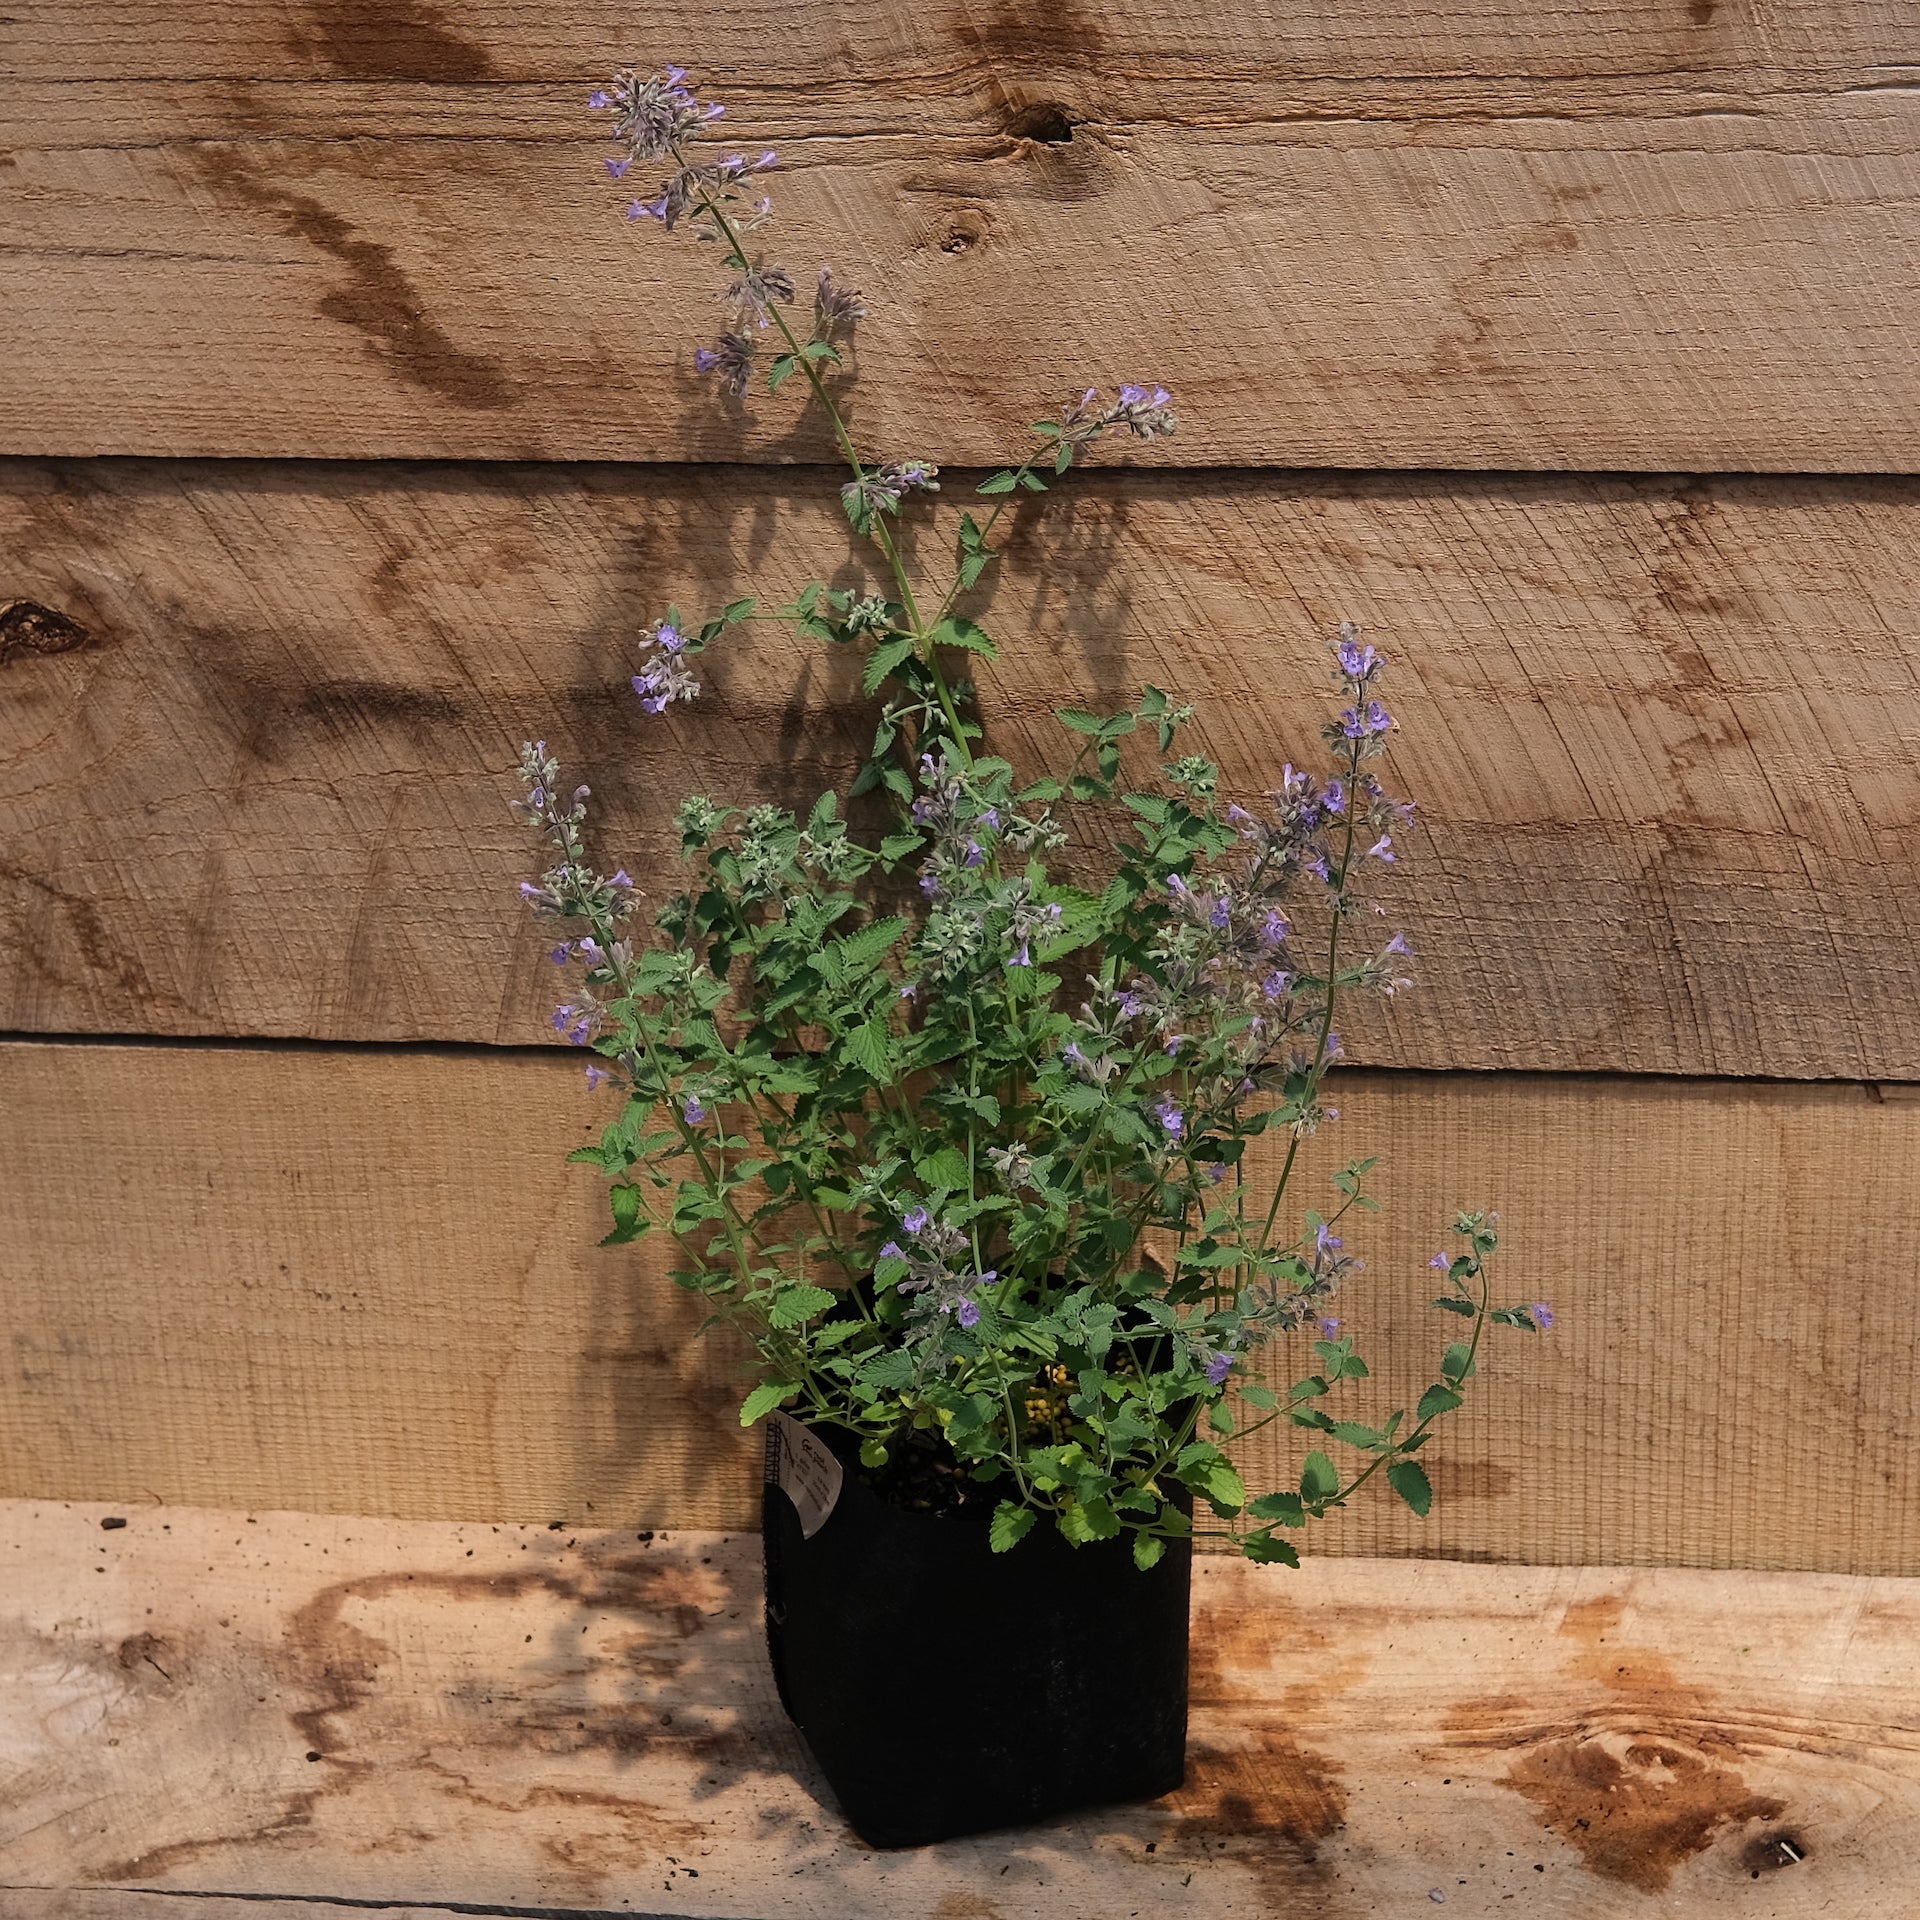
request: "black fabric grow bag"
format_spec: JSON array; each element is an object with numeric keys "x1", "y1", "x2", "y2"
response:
[{"x1": 763, "y1": 1420, "x2": 1191, "y2": 1848}]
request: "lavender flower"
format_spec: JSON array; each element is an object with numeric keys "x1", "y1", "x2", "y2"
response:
[
  {"x1": 903, "y1": 1205, "x2": 931, "y2": 1236},
  {"x1": 595, "y1": 64, "x2": 723, "y2": 166},
  {"x1": 1429, "y1": 1250, "x2": 1454, "y2": 1271},
  {"x1": 693, "y1": 330, "x2": 755, "y2": 398},
  {"x1": 1206, "y1": 1352, "x2": 1233, "y2": 1386},
  {"x1": 1335, "y1": 623, "x2": 1381, "y2": 682},
  {"x1": 632, "y1": 617, "x2": 701, "y2": 712},
  {"x1": 1106, "y1": 383, "x2": 1178, "y2": 439},
  {"x1": 1340, "y1": 699, "x2": 1393, "y2": 740},
  {"x1": 1530, "y1": 1302, "x2": 1556, "y2": 1332},
  {"x1": 682, "y1": 1094, "x2": 709, "y2": 1124},
  {"x1": 1051, "y1": 382, "x2": 1178, "y2": 447},
  {"x1": 553, "y1": 1002, "x2": 598, "y2": 1046},
  {"x1": 1153, "y1": 1097, "x2": 1185, "y2": 1140}
]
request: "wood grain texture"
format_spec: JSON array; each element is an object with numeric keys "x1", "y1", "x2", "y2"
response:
[
  {"x1": 4, "y1": 3, "x2": 1919, "y2": 466},
  {"x1": 4, "y1": 1500, "x2": 1916, "y2": 1914},
  {"x1": 5, "y1": 1039, "x2": 1919, "y2": 1574},
  {"x1": 8, "y1": 460, "x2": 1920, "y2": 1076}
]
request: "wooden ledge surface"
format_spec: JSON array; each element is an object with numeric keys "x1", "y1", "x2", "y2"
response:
[{"x1": 2, "y1": 1501, "x2": 1916, "y2": 1918}]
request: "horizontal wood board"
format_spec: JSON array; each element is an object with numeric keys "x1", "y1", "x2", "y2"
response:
[
  {"x1": 4, "y1": 4, "x2": 1920, "y2": 465},
  {"x1": 8, "y1": 460, "x2": 1920, "y2": 1076},
  {"x1": 4, "y1": 1500, "x2": 1917, "y2": 1913},
  {"x1": 4, "y1": 1039, "x2": 1918, "y2": 1573}
]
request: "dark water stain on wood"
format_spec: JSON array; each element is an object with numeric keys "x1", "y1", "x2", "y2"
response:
[
  {"x1": 1450, "y1": 1591, "x2": 1788, "y2": 1892},
  {"x1": 1506, "y1": 1731, "x2": 1784, "y2": 1892},
  {"x1": 190, "y1": 145, "x2": 514, "y2": 412},
  {"x1": 96, "y1": 1542, "x2": 751, "y2": 1892},
  {"x1": 1169, "y1": 1590, "x2": 1354, "y2": 1904}
]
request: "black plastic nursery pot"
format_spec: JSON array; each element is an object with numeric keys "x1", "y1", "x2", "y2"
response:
[{"x1": 762, "y1": 1416, "x2": 1192, "y2": 1849}]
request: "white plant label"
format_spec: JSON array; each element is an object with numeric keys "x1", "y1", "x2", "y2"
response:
[{"x1": 768, "y1": 1410, "x2": 843, "y2": 1539}]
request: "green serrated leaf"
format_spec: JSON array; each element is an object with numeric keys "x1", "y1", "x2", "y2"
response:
[
  {"x1": 599, "y1": 1183, "x2": 649, "y2": 1246},
  {"x1": 1417, "y1": 1384, "x2": 1464, "y2": 1421},
  {"x1": 1249, "y1": 1490, "x2": 1306, "y2": 1525},
  {"x1": 1243, "y1": 1532, "x2": 1301, "y2": 1566},
  {"x1": 1132, "y1": 1532, "x2": 1166, "y2": 1570},
  {"x1": 931, "y1": 614, "x2": 998, "y2": 659},
  {"x1": 842, "y1": 1017, "x2": 891, "y2": 1080},
  {"x1": 740, "y1": 1381, "x2": 799, "y2": 1426},
  {"x1": 976, "y1": 471, "x2": 1019, "y2": 495},
  {"x1": 863, "y1": 636, "x2": 917, "y2": 693},
  {"x1": 990, "y1": 1501, "x2": 1036, "y2": 1552},
  {"x1": 1388, "y1": 1459, "x2": 1434, "y2": 1517},
  {"x1": 1056, "y1": 708, "x2": 1105, "y2": 736},
  {"x1": 1300, "y1": 1450, "x2": 1340, "y2": 1503},
  {"x1": 769, "y1": 1284, "x2": 837, "y2": 1329}
]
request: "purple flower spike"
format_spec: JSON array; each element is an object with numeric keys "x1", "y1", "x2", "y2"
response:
[
  {"x1": 1530, "y1": 1302, "x2": 1556, "y2": 1331},
  {"x1": 1153, "y1": 1097, "x2": 1185, "y2": 1140},
  {"x1": 879, "y1": 1241, "x2": 904, "y2": 1262},
  {"x1": 1336, "y1": 634, "x2": 1381, "y2": 681},
  {"x1": 550, "y1": 942, "x2": 572, "y2": 965},
  {"x1": 682, "y1": 1095, "x2": 708, "y2": 1124},
  {"x1": 1208, "y1": 897, "x2": 1232, "y2": 931},
  {"x1": 903, "y1": 1205, "x2": 931, "y2": 1236},
  {"x1": 1316, "y1": 1222, "x2": 1343, "y2": 1256},
  {"x1": 1206, "y1": 1352, "x2": 1232, "y2": 1386},
  {"x1": 956, "y1": 1299, "x2": 981, "y2": 1330}
]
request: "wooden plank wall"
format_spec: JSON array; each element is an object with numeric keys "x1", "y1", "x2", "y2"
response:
[{"x1": 3, "y1": 3, "x2": 1917, "y2": 1570}]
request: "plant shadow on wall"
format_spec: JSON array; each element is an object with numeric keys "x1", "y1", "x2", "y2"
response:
[{"x1": 512, "y1": 61, "x2": 1552, "y2": 1847}]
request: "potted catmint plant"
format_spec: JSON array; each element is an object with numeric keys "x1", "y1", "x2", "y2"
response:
[{"x1": 514, "y1": 63, "x2": 1549, "y2": 1849}]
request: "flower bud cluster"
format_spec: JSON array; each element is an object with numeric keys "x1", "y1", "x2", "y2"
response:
[
  {"x1": 631, "y1": 618, "x2": 700, "y2": 712},
  {"x1": 842, "y1": 460, "x2": 939, "y2": 530},
  {"x1": 880, "y1": 1205, "x2": 998, "y2": 1341},
  {"x1": 594, "y1": 66, "x2": 864, "y2": 410},
  {"x1": 908, "y1": 755, "x2": 1065, "y2": 981},
  {"x1": 1054, "y1": 383, "x2": 1180, "y2": 445}
]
